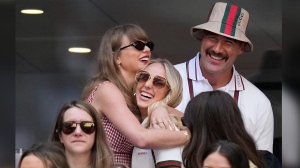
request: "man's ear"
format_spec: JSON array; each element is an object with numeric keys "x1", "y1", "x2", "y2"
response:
[{"x1": 238, "y1": 42, "x2": 246, "y2": 55}]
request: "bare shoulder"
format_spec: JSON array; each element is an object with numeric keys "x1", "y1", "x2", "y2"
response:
[
  {"x1": 92, "y1": 81, "x2": 127, "y2": 114},
  {"x1": 93, "y1": 81, "x2": 123, "y2": 100},
  {"x1": 96, "y1": 81, "x2": 117, "y2": 90}
]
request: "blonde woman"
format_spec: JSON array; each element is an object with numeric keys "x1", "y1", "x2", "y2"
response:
[{"x1": 132, "y1": 58, "x2": 185, "y2": 168}]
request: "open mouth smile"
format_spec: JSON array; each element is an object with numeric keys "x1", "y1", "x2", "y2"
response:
[{"x1": 140, "y1": 91, "x2": 153, "y2": 99}]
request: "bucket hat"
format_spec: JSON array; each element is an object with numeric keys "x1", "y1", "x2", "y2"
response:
[{"x1": 191, "y1": 2, "x2": 253, "y2": 52}]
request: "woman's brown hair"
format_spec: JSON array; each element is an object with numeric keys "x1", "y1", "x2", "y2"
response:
[
  {"x1": 182, "y1": 90, "x2": 264, "y2": 168},
  {"x1": 82, "y1": 24, "x2": 150, "y2": 120},
  {"x1": 49, "y1": 100, "x2": 115, "y2": 168}
]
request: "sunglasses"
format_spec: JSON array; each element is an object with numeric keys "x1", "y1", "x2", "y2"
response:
[
  {"x1": 60, "y1": 121, "x2": 95, "y2": 135},
  {"x1": 119, "y1": 40, "x2": 154, "y2": 51},
  {"x1": 135, "y1": 70, "x2": 169, "y2": 89}
]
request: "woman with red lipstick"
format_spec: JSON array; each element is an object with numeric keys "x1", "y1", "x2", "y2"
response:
[
  {"x1": 50, "y1": 100, "x2": 115, "y2": 168},
  {"x1": 81, "y1": 24, "x2": 188, "y2": 167},
  {"x1": 132, "y1": 58, "x2": 185, "y2": 168}
]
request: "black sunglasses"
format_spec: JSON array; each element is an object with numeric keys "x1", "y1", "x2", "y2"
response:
[
  {"x1": 135, "y1": 70, "x2": 169, "y2": 89},
  {"x1": 119, "y1": 40, "x2": 154, "y2": 51},
  {"x1": 59, "y1": 121, "x2": 95, "y2": 135}
]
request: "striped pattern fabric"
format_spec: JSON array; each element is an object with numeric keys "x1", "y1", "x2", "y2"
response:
[
  {"x1": 87, "y1": 82, "x2": 134, "y2": 167},
  {"x1": 156, "y1": 160, "x2": 182, "y2": 168},
  {"x1": 220, "y1": 4, "x2": 241, "y2": 36}
]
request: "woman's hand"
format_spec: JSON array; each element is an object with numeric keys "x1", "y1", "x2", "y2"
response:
[
  {"x1": 181, "y1": 126, "x2": 191, "y2": 144},
  {"x1": 151, "y1": 106, "x2": 176, "y2": 130}
]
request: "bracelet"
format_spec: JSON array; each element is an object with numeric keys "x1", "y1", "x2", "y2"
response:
[{"x1": 182, "y1": 130, "x2": 189, "y2": 143}]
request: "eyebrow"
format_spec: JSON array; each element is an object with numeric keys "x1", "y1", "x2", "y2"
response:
[{"x1": 204, "y1": 30, "x2": 239, "y2": 43}]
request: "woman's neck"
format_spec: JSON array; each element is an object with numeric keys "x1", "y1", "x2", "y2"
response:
[
  {"x1": 140, "y1": 108, "x2": 148, "y2": 120},
  {"x1": 120, "y1": 69, "x2": 136, "y2": 90},
  {"x1": 65, "y1": 151, "x2": 91, "y2": 168}
]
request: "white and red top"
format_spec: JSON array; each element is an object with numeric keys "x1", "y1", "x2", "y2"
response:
[{"x1": 131, "y1": 117, "x2": 182, "y2": 168}]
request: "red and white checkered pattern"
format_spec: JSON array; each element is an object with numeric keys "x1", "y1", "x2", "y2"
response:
[{"x1": 88, "y1": 82, "x2": 134, "y2": 167}]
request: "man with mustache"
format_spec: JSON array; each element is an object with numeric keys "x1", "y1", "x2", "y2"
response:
[{"x1": 174, "y1": 2, "x2": 274, "y2": 154}]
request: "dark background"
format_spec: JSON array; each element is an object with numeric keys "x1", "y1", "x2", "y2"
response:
[{"x1": 1, "y1": 1, "x2": 15, "y2": 167}]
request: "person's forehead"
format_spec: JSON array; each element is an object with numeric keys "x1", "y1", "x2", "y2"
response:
[
  {"x1": 203, "y1": 152, "x2": 231, "y2": 168},
  {"x1": 204, "y1": 30, "x2": 240, "y2": 42},
  {"x1": 20, "y1": 154, "x2": 45, "y2": 168},
  {"x1": 145, "y1": 63, "x2": 166, "y2": 76},
  {"x1": 121, "y1": 35, "x2": 131, "y2": 44},
  {"x1": 63, "y1": 107, "x2": 93, "y2": 122}
]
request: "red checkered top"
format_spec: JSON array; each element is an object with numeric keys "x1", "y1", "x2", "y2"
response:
[{"x1": 88, "y1": 82, "x2": 134, "y2": 167}]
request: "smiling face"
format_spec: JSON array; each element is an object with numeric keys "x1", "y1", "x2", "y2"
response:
[
  {"x1": 200, "y1": 31, "x2": 244, "y2": 77},
  {"x1": 116, "y1": 35, "x2": 151, "y2": 75},
  {"x1": 59, "y1": 107, "x2": 95, "y2": 156},
  {"x1": 202, "y1": 152, "x2": 231, "y2": 168},
  {"x1": 136, "y1": 63, "x2": 169, "y2": 117}
]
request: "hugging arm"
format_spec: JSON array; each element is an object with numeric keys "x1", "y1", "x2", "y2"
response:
[
  {"x1": 150, "y1": 105, "x2": 184, "y2": 130},
  {"x1": 91, "y1": 82, "x2": 188, "y2": 149}
]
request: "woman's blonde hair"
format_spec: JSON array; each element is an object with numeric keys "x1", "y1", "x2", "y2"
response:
[{"x1": 82, "y1": 24, "x2": 150, "y2": 120}]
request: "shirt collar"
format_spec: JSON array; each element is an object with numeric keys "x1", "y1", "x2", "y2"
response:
[
  {"x1": 187, "y1": 52, "x2": 205, "y2": 80},
  {"x1": 223, "y1": 66, "x2": 245, "y2": 91},
  {"x1": 230, "y1": 67, "x2": 245, "y2": 91},
  {"x1": 188, "y1": 52, "x2": 245, "y2": 91}
]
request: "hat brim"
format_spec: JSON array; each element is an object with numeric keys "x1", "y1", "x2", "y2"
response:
[{"x1": 191, "y1": 22, "x2": 253, "y2": 52}]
